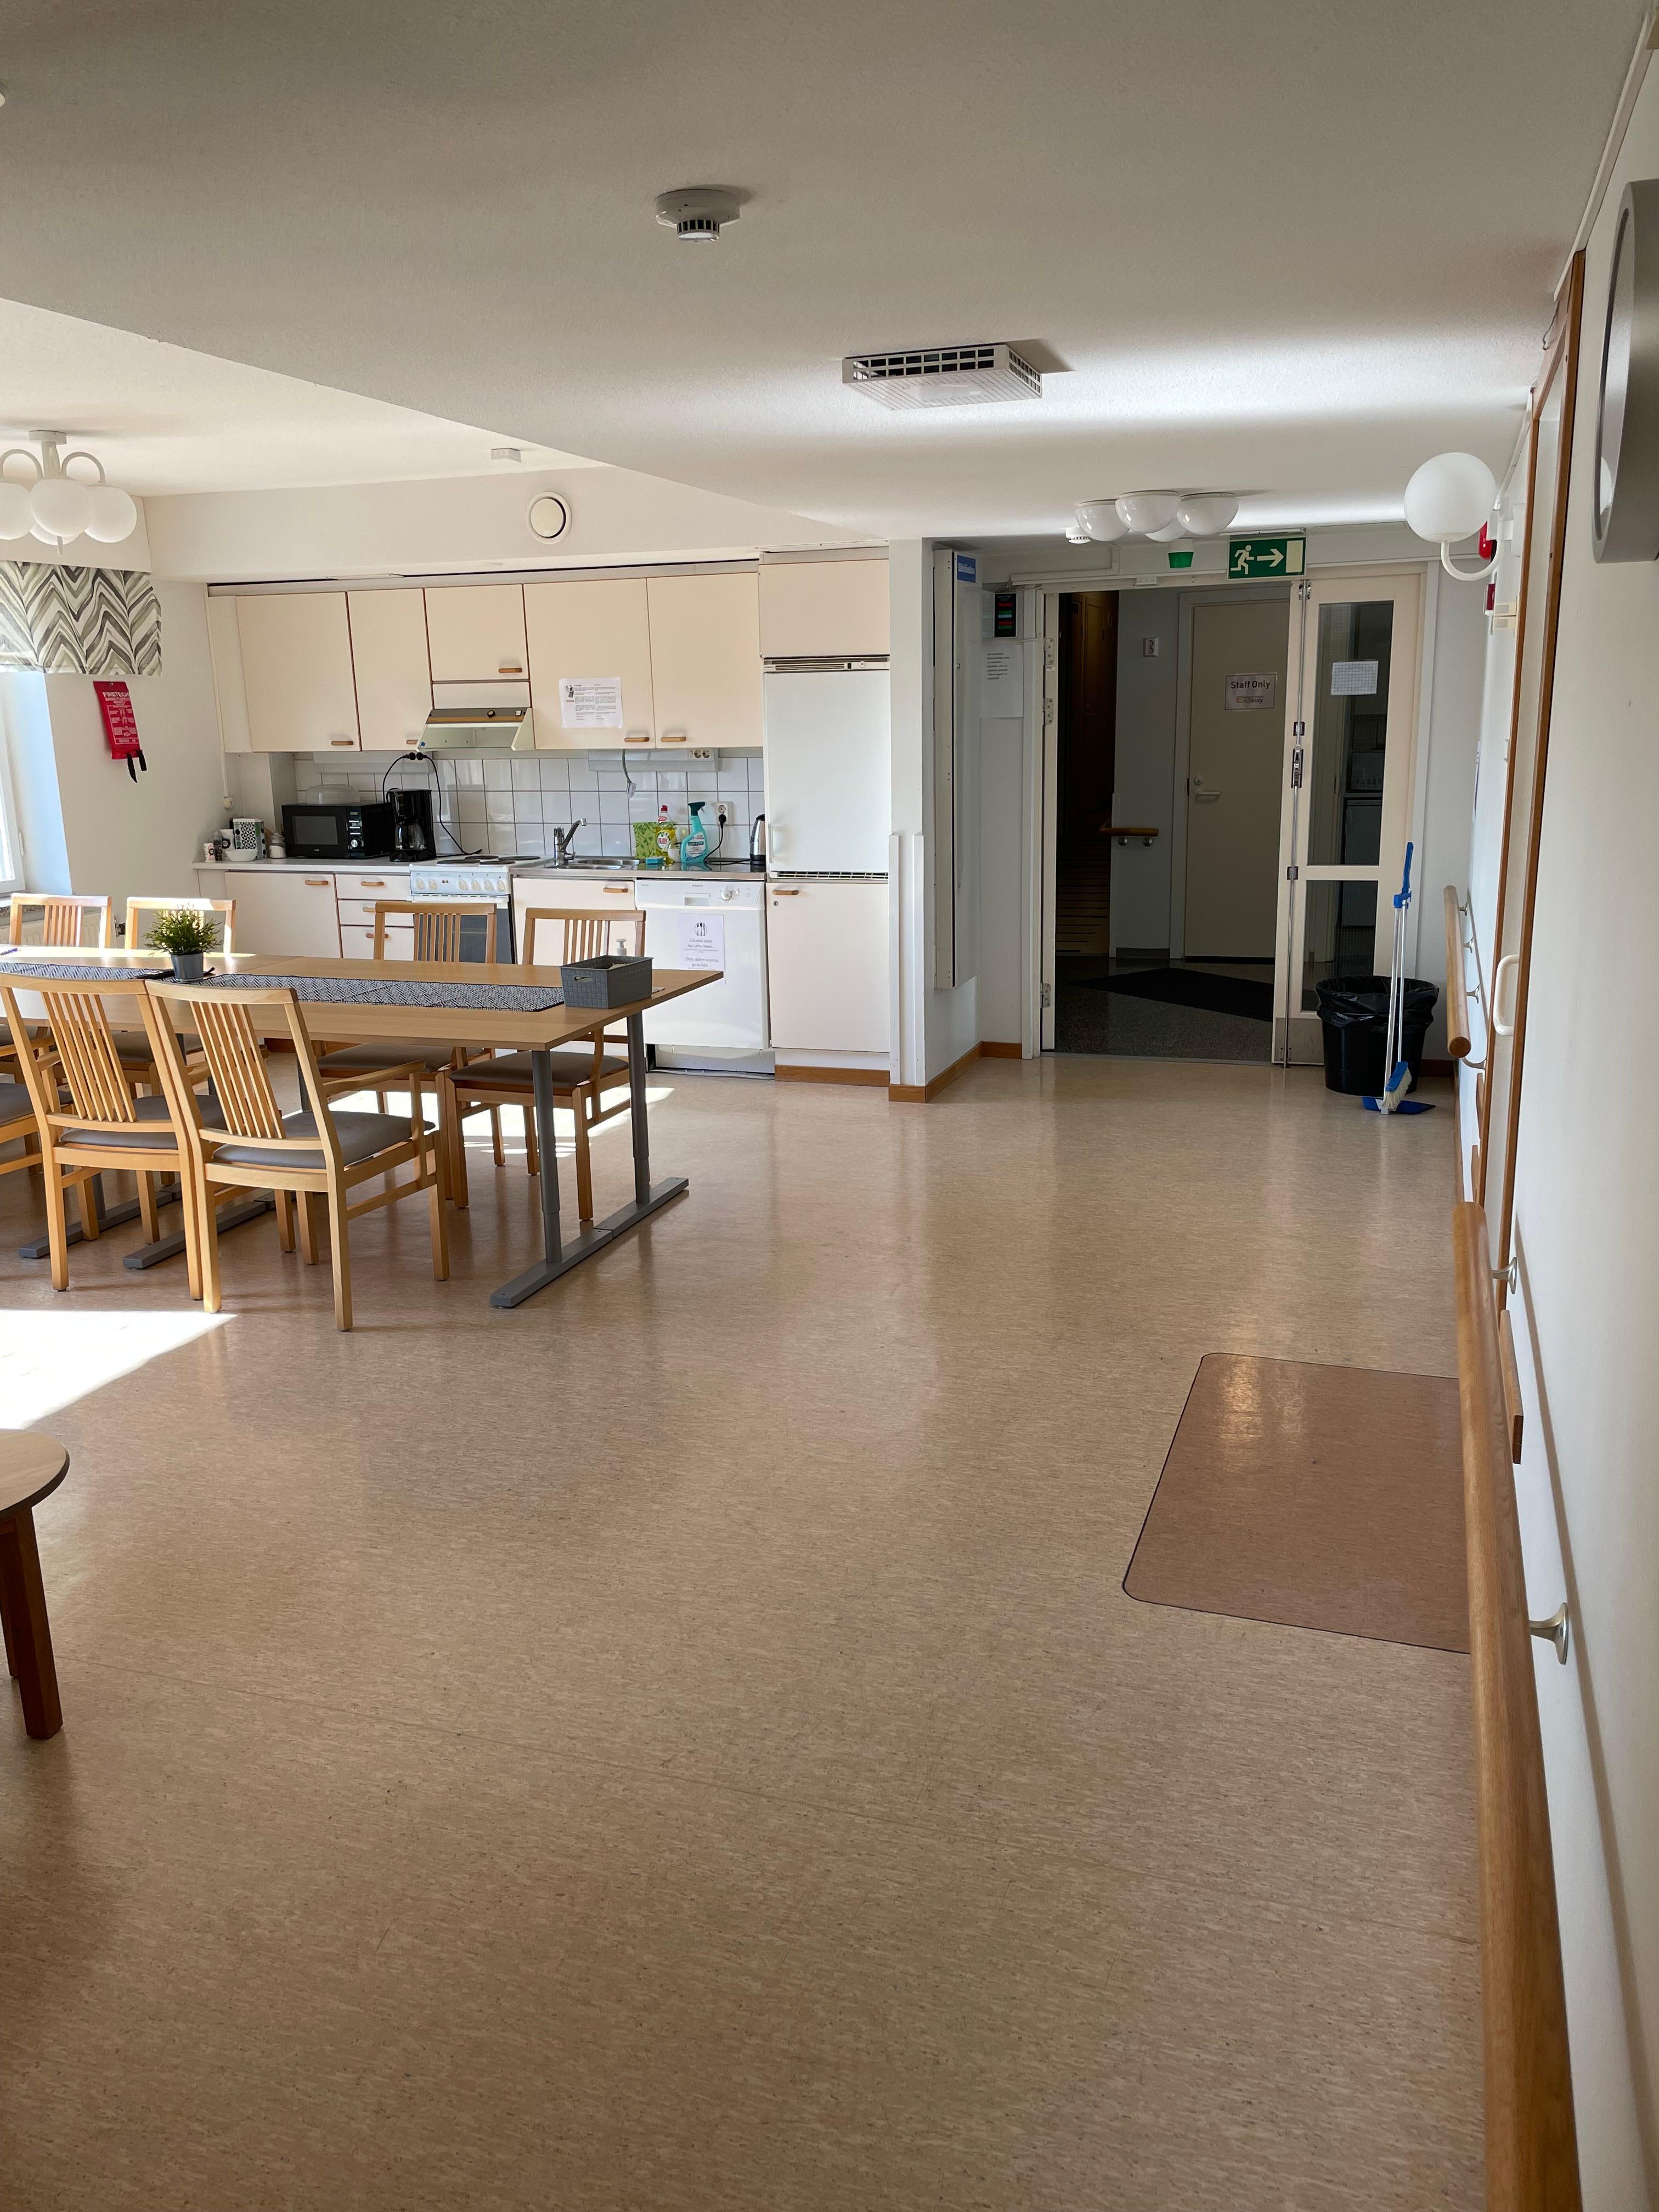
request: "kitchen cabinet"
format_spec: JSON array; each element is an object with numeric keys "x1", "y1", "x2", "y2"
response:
[
  {"x1": 424, "y1": 584, "x2": 528, "y2": 683},
  {"x1": 236, "y1": 592, "x2": 360, "y2": 753},
  {"x1": 645, "y1": 573, "x2": 763, "y2": 748},
  {"x1": 512, "y1": 872, "x2": 641, "y2": 959},
  {"x1": 766, "y1": 880, "x2": 889, "y2": 1055},
  {"x1": 524, "y1": 579, "x2": 656, "y2": 749},
  {"x1": 759, "y1": 557, "x2": 889, "y2": 659},
  {"x1": 347, "y1": 590, "x2": 432, "y2": 752},
  {"x1": 222, "y1": 868, "x2": 342, "y2": 957}
]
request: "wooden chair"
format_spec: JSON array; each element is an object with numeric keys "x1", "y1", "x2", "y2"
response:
[
  {"x1": 437, "y1": 906, "x2": 642, "y2": 1222},
  {"x1": 0, "y1": 1060, "x2": 42, "y2": 1191},
  {"x1": 0, "y1": 1430, "x2": 70, "y2": 1741},
  {"x1": 6, "y1": 893, "x2": 114, "y2": 949},
  {"x1": 0, "y1": 973, "x2": 210, "y2": 1296},
  {"x1": 150, "y1": 979, "x2": 449, "y2": 1332},
  {"x1": 124, "y1": 895, "x2": 237, "y2": 953},
  {"x1": 315, "y1": 900, "x2": 500, "y2": 1183}
]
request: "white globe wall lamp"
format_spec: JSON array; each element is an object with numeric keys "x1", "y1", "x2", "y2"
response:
[
  {"x1": 1403, "y1": 451, "x2": 1498, "y2": 580},
  {"x1": 0, "y1": 432, "x2": 139, "y2": 549}
]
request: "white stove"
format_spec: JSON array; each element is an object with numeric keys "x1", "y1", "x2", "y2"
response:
[{"x1": 407, "y1": 856, "x2": 535, "y2": 958}]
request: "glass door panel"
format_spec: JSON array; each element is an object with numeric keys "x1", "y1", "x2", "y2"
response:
[{"x1": 1276, "y1": 572, "x2": 1421, "y2": 1064}]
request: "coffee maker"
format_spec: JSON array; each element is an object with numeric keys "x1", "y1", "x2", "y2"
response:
[{"x1": 388, "y1": 787, "x2": 436, "y2": 860}]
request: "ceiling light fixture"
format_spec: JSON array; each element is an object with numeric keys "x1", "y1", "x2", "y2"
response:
[
  {"x1": 1115, "y1": 491, "x2": 1181, "y2": 534},
  {"x1": 1403, "y1": 451, "x2": 1498, "y2": 579},
  {"x1": 1077, "y1": 499, "x2": 1129, "y2": 543},
  {"x1": 1064, "y1": 516, "x2": 1093, "y2": 544},
  {"x1": 654, "y1": 187, "x2": 743, "y2": 242},
  {"x1": 1064, "y1": 490, "x2": 1242, "y2": 546},
  {"x1": 0, "y1": 431, "x2": 139, "y2": 548}
]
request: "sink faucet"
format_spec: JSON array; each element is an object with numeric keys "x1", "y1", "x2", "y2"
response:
[{"x1": 548, "y1": 819, "x2": 585, "y2": 866}]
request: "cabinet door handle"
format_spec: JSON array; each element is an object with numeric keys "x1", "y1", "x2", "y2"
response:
[
  {"x1": 329, "y1": 738, "x2": 356, "y2": 747},
  {"x1": 602, "y1": 885, "x2": 632, "y2": 895},
  {"x1": 772, "y1": 887, "x2": 801, "y2": 897},
  {"x1": 359, "y1": 878, "x2": 387, "y2": 887},
  {"x1": 304, "y1": 878, "x2": 330, "y2": 888},
  {"x1": 625, "y1": 728, "x2": 652, "y2": 745},
  {"x1": 659, "y1": 728, "x2": 687, "y2": 744}
]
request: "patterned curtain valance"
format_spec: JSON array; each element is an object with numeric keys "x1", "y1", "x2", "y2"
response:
[{"x1": 0, "y1": 563, "x2": 162, "y2": 677}]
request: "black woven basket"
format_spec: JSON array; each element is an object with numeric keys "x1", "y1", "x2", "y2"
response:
[{"x1": 560, "y1": 955, "x2": 653, "y2": 1009}]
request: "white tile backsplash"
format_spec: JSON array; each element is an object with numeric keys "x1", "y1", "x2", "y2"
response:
[{"x1": 291, "y1": 749, "x2": 764, "y2": 862}]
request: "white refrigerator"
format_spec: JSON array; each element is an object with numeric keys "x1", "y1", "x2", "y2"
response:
[{"x1": 761, "y1": 668, "x2": 890, "y2": 872}]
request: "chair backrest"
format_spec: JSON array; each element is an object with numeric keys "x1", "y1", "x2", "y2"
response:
[
  {"x1": 125, "y1": 895, "x2": 237, "y2": 955},
  {"x1": 521, "y1": 907, "x2": 642, "y2": 965},
  {"x1": 7, "y1": 893, "x2": 114, "y2": 949},
  {"x1": 148, "y1": 980, "x2": 342, "y2": 1167},
  {"x1": 0, "y1": 974, "x2": 156, "y2": 1137},
  {"x1": 372, "y1": 900, "x2": 498, "y2": 963}
]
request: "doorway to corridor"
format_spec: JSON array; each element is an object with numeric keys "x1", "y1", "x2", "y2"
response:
[{"x1": 1045, "y1": 584, "x2": 1289, "y2": 1061}]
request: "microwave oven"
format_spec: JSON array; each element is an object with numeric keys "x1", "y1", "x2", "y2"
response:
[{"x1": 281, "y1": 802, "x2": 396, "y2": 861}]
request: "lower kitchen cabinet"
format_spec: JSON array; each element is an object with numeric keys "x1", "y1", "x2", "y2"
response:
[
  {"x1": 766, "y1": 880, "x2": 889, "y2": 1054},
  {"x1": 512, "y1": 872, "x2": 642, "y2": 958},
  {"x1": 222, "y1": 869, "x2": 342, "y2": 957}
]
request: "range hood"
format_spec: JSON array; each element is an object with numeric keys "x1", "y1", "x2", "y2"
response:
[{"x1": 412, "y1": 681, "x2": 534, "y2": 754}]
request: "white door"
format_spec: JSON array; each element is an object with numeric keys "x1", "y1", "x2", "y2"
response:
[
  {"x1": 224, "y1": 870, "x2": 341, "y2": 956},
  {"x1": 767, "y1": 881, "x2": 889, "y2": 1053},
  {"x1": 524, "y1": 579, "x2": 656, "y2": 750},
  {"x1": 763, "y1": 670, "x2": 890, "y2": 873},
  {"x1": 236, "y1": 594, "x2": 359, "y2": 753},
  {"x1": 347, "y1": 590, "x2": 432, "y2": 752},
  {"x1": 424, "y1": 585, "x2": 528, "y2": 682},
  {"x1": 1183, "y1": 598, "x2": 1290, "y2": 958},
  {"x1": 646, "y1": 573, "x2": 764, "y2": 748},
  {"x1": 759, "y1": 558, "x2": 890, "y2": 657},
  {"x1": 1276, "y1": 571, "x2": 1423, "y2": 1063}
]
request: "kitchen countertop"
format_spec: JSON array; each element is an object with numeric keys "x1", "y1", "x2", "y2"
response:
[{"x1": 195, "y1": 857, "x2": 415, "y2": 872}]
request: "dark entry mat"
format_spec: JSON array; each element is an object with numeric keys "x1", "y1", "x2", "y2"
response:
[
  {"x1": 1078, "y1": 966, "x2": 1273, "y2": 1021},
  {"x1": 1125, "y1": 1354, "x2": 1468, "y2": 1652}
]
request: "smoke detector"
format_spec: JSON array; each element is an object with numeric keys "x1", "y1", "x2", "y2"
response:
[
  {"x1": 655, "y1": 187, "x2": 742, "y2": 242},
  {"x1": 843, "y1": 342, "x2": 1042, "y2": 410}
]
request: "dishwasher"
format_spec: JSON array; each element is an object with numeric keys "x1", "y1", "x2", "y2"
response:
[{"x1": 633, "y1": 875, "x2": 771, "y2": 1073}]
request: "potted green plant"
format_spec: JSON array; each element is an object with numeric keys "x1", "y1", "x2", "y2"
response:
[{"x1": 145, "y1": 905, "x2": 220, "y2": 981}]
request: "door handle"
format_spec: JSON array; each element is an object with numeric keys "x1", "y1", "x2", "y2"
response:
[
  {"x1": 1492, "y1": 952, "x2": 1522, "y2": 1036},
  {"x1": 1192, "y1": 782, "x2": 1222, "y2": 802}
]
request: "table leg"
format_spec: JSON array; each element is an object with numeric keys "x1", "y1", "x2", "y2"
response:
[
  {"x1": 488, "y1": 1013, "x2": 687, "y2": 1308},
  {"x1": 0, "y1": 1507, "x2": 63, "y2": 1741}
]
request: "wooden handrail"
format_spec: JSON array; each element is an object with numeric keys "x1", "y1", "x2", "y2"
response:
[
  {"x1": 1453, "y1": 1202, "x2": 1581, "y2": 2211},
  {"x1": 1444, "y1": 885, "x2": 1474, "y2": 1060}
]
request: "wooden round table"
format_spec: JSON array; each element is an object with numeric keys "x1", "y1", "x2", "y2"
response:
[{"x1": 0, "y1": 1431, "x2": 69, "y2": 1741}]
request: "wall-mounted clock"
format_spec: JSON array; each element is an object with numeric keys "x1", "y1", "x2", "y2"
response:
[{"x1": 1594, "y1": 179, "x2": 1659, "y2": 562}]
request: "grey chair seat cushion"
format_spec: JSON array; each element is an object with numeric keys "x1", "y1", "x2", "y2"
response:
[
  {"x1": 61, "y1": 1091, "x2": 225, "y2": 1151},
  {"x1": 317, "y1": 1042, "x2": 461, "y2": 1075},
  {"x1": 212, "y1": 1107, "x2": 430, "y2": 1171},
  {"x1": 450, "y1": 1049, "x2": 629, "y2": 1093},
  {"x1": 1, "y1": 1077, "x2": 32, "y2": 1126},
  {"x1": 111, "y1": 1028, "x2": 201, "y2": 1062}
]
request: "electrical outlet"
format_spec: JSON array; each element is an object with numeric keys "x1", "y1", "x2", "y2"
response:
[{"x1": 1141, "y1": 636, "x2": 1160, "y2": 658}]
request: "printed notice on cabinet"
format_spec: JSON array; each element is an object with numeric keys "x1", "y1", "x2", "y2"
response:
[
  {"x1": 676, "y1": 913, "x2": 725, "y2": 972},
  {"x1": 559, "y1": 677, "x2": 624, "y2": 729}
]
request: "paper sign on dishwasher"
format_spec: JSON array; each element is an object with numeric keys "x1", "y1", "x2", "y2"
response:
[
  {"x1": 559, "y1": 677, "x2": 624, "y2": 729},
  {"x1": 675, "y1": 913, "x2": 725, "y2": 971}
]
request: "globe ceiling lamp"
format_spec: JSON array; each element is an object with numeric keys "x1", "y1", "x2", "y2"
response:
[
  {"x1": 1174, "y1": 492, "x2": 1240, "y2": 537},
  {"x1": 1403, "y1": 450, "x2": 1498, "y2": 579},
  {"x1": 0, "y1": 432, "x2": 140, "y2": 549},
  {"x1": 1076, "y1": 498, "x2": 1130, "y2": 543},
  {"x1": 1115, "y1": 490, "x2": 1181, "y2": 534}
]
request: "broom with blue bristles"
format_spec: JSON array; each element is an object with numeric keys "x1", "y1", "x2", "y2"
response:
[{"x1": 1363, "y1": 840, "x2": 1434, "y2": 1115}]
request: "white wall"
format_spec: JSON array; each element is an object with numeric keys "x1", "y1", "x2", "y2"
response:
[
  {"x1": 144, "y1": 463, "x2": 868, "y2": 583},
  {"x1": 1458, "y1": 70, "x2": 1659, "y2": 2211},
  {"x1": 13, "y1": 582, "x2": 229, "y2": 921}
]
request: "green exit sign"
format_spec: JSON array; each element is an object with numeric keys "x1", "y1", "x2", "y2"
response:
[{"x1": 1228, "y1": 534, "x2": 1306, "y2": 579}]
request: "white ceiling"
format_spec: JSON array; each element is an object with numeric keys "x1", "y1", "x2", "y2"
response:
[
  {"x1": 0, "y1": 1, "x2": 1642, "y2": 537},
  {"x1": 0, "y1": 297, "x2": 594, "y2": 495}
]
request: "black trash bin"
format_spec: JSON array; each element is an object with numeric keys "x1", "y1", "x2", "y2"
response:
[{"x1": 1314, "y1": 975, "x2": 1438, "y2": 1096}]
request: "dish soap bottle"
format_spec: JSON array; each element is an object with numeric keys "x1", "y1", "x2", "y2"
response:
[{"x1": 654, "y1": 803, "x2": 679, "y2": 866}]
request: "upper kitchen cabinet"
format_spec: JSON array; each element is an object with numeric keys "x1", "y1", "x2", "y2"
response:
[
  {"x1": 645, "y1": 572, "x2": 763, "y2": 748},
  {"x1": 424, "y1": 584, "x2": 528, "y2": 682},
  {"x1": 347, "y1": 589, "x2": 433, "y2": 752},
  {"x1": 524, "y1": 578, "x2": 656, "y2": 749},
  {"x1": 236, "y1": 591, "x2": 360, "y2": 752},
  {"x1": 758, "y1": 557, "x2": 890, "y2": 660}
]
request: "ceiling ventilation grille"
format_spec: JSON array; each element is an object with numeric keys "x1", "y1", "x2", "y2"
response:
[{"x1": 842, "y1": 342, "x2": 1041, "y2": 409}]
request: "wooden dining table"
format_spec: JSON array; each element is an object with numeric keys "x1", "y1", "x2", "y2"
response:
[{"x1": 2, "y1": 949, "x2": 718, "y2": 1308}]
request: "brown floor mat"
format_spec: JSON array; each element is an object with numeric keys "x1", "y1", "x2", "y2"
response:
[{"x1": 1125, "y1": 1354, "x2": 1469, "y2": 1652}]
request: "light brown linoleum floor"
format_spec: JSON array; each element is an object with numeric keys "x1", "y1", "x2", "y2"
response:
[{"x1": 0, "y1": 1057, "x2": 1480, "y2": 2211}]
